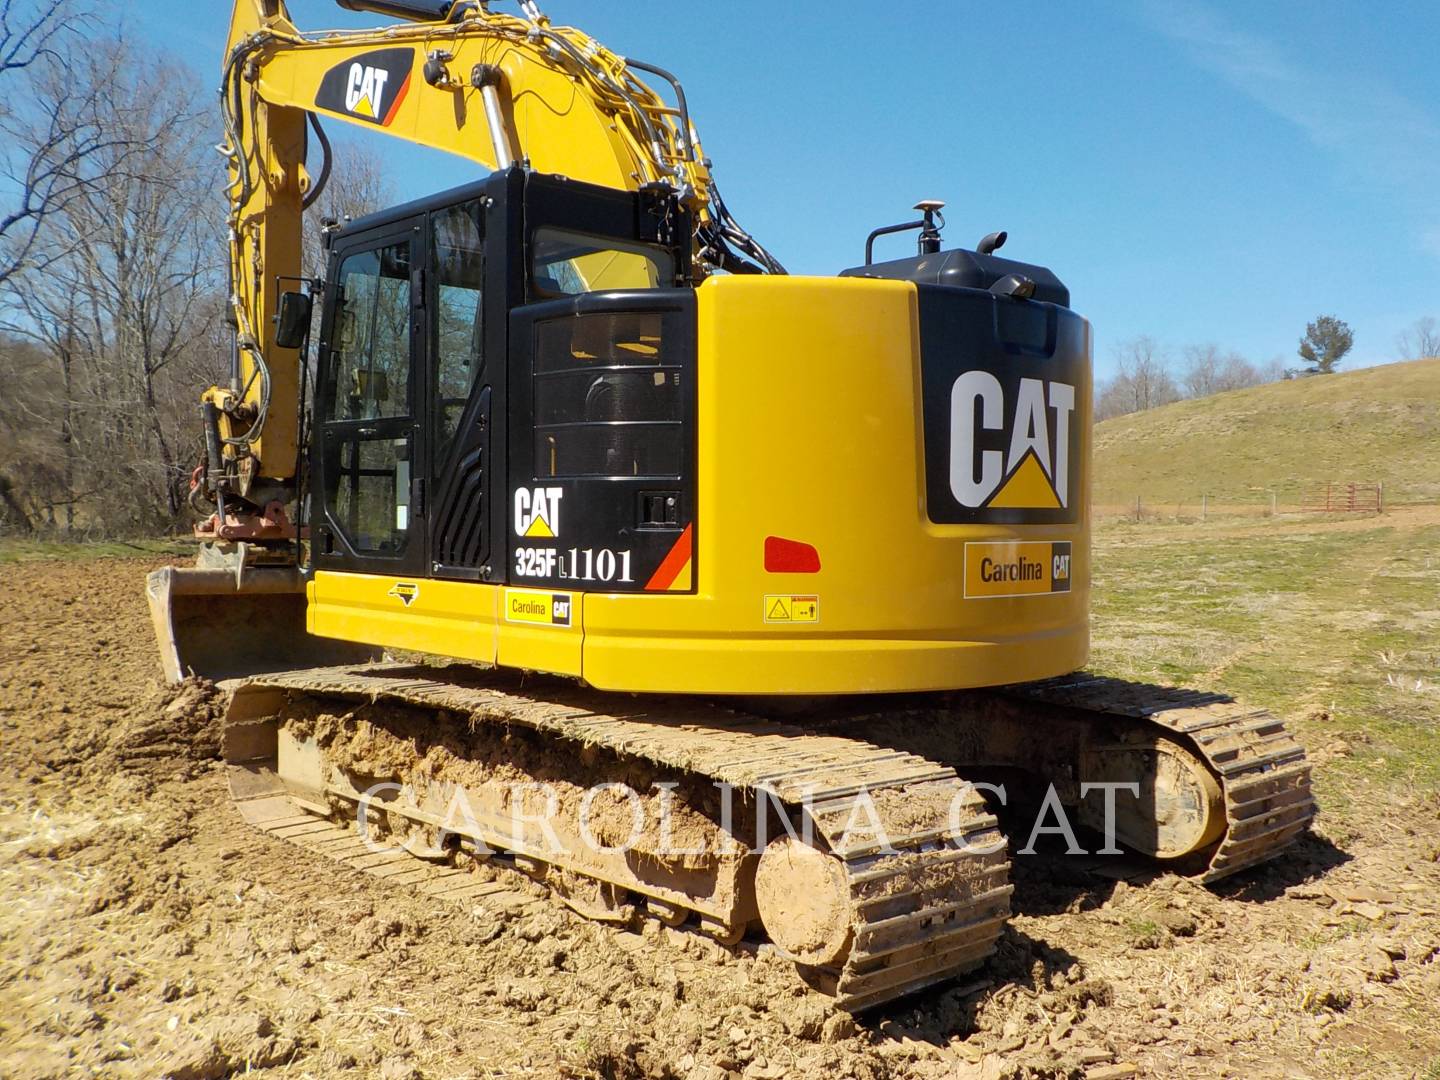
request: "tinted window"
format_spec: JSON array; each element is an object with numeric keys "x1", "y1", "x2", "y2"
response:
[
  {"x1": 327, "y1": 433, "x2": 411, "y2": 555},
  {"x1": 532, "y1": 312, "x2": 683, "y2": 479},
  {"x1": 531, "y1": 227, "x2": 674, "y2": 297},
  {"x1": 432, "y1": 201, "x2": 485, "y2": 459},
  {"x1": 325, "y1": 242, "x2": 412, "y2": 421}
]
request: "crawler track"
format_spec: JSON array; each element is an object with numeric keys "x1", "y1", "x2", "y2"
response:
[
  {"x1": 1003, "y1": 675, "x2": 1315, "y2": 881},
  {"x1": 222, "y1": 664, "x2": 1012, "y2": 1012}
]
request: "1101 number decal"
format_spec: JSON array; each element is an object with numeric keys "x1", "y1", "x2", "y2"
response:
[{"x1": 515, "y1": 546, "x2": 634, "y2": 584}]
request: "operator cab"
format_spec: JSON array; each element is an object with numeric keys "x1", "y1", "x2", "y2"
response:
[{"x1": 293, "y1": 168, "x2": 697, "y2": 592}]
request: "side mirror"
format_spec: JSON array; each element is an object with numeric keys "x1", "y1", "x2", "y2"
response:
[{"x1": 274, "y1": 290, "x2": 313, "y2": 349}]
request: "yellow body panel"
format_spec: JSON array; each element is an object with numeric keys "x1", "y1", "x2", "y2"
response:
[
  {"x1": 307, "y1": 276, "x2": 1091, "y2": 696},
  {"x1": 309, "y1": 572, "x2": 499, "y2": 662},
  {"x1": 497, "y1": 587, "x2": 583, "y2": 674},
  {"x1": 583, "y1": 276, "x2": 1091, "y2": 694}
]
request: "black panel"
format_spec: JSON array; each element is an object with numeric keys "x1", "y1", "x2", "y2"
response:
[
  {"x1": 917, "y1": 285, "x2": 1087, "y2": 526},
  {"x1": 427, "y1": 170, "x2": 521, "y2": 581},
  {"x1": 507, "y1": 290, "x2": 697, "y2": 592},
  {"x1": 842, "y1": 248, "x2": 1070, "y2": 308},
  {"x1": 523, "y1": 173, "x2": 691, "y2": 300}
]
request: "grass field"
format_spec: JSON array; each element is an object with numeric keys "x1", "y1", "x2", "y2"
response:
[
  {"x1": 0, "y1": 538, "x2": 192, "y2": 564},
  {"x1": 1088, "y1": 507, "x2": 1440, "y2": 802},
  {"x1": 1094, "y1": 357, "x2": 1440, "y2": 508}
]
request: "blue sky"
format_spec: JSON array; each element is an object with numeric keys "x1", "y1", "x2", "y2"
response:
[{"x1": 128, "y1": 0, "x2": 1440, "y2": 380}]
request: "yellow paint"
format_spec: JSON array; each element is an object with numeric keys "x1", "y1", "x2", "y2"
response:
[
  {"x1": 669, "y1": 559, "x2": 692, "y2": 592},
  {"x1": 308, "y1": 572, "x2": 584, "y2": 678},
  {"x1": 988, "y1": 450, "x2": 1062, "y2": 509},
  {"x1": 308, "y1": 571, "x2": 499, "y2": 664},
  {"x1": 581, "y1": 276, "x2": 1093, "y2": 695}
]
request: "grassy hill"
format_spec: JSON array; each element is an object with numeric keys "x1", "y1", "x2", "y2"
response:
[{"x1": 1093, "y1": 357, "x2": 1440, "y2": 508}]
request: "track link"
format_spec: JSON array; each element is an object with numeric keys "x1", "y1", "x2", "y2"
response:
[
  {"x1": 1003, "y1": 675, "x2": 1315, "y2": 881},
  {"x1": 222, "y1": 664, "x2": 1012, "y2": 1011}
]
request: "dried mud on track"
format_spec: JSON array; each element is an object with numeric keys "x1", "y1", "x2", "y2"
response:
[{"x1": 2, "y1": 556, "x2": 1439, "y2": 1080}]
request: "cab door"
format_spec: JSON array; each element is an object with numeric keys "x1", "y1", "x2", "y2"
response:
[
  {"x1": 426, "y1": 197, "x2": 495, "y2": 580},
  {"x1": 312, "y1": 220, "x2": 428, "y2": 578}
]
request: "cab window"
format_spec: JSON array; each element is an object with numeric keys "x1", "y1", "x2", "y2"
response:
[{"x1": 531, "y1": 227, "x2": 674, "y2": 297}]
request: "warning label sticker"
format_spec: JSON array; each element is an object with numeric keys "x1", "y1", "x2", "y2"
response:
[
  {"x1": 764, "y1": 594, "x2": 819, "y2": 623},
  {"x1": 963, "y1": 541, "x2": 1072, "y2": 599},
  {"x1": 504, "y1": 588, "x2": 574, "y2": 627}
]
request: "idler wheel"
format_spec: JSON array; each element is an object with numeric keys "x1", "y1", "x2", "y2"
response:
[
  {"x1": 754, "y1": 837, "x2": 853, "y2": 966},
  {"x1": 1081, "y1": 735, "x2": 1225, "y2": 859}
]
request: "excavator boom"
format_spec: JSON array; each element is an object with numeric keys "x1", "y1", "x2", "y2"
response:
[{"x1": 152, "y1": 0, "x2": 776, "y2": 684}]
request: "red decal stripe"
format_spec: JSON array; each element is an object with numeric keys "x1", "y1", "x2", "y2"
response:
[
  {"x1": 381, "y1": 71, "x2": 412, "y2": 127},
  {"x1": 644, "y1": 524, "x2": 693, "y2": 591}
]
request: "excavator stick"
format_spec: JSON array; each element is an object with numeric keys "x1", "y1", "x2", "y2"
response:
[{"x1": 146, "y1": 565, "x2": 379, "y2": 685}]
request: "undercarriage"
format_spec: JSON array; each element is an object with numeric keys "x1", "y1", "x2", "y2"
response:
[{"x1": 221, "y1": 663, "x2": 1313, "y2": 1012}]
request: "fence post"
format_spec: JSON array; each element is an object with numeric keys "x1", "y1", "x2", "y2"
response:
[
  {"x1": 1378, "y1": 481, "x2": 1384, "y2": 513},
  {"x1": 1271, "y1": 491, "x2": 1277, "y2": 517},
  {"x1": 1135, "y1": 494, "x2": 1142, "y2": 522},
  {"x1": 1201, "y1": 493, "x2": 1207, "y2": 522}
]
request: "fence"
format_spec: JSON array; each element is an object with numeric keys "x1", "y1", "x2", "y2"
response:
[
  {"x1": 1094, "y1": 481, "x2": 1387, "y2": 523},
  {"x1": 1299, "y1": 482, "x2": 1384, "y2": 514}
]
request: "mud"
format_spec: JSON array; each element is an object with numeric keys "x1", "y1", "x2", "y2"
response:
[
  {"x1": 292, "y1": 697, "x2": 734, "y2": 860},
  {"x1": 2, "y1": 555, "x2": 1439, "y2": 1078}
]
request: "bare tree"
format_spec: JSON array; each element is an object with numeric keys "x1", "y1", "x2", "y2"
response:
[
  {"x1": 1258, "y1": 355, "x2": 1287, "y2": 383},
  {"x1": 1181, "y1": 344, "x2": 1262, "y2": 398},
  {"x1": 1096, "y1": 336, "x2": 1180, "y2": 420},
  {"x1": 0, "y1": 38, "x2": 225, "y2": 535},
  {"x1": 1181, "y1": 344, "x2": 1222, "y2": 398},
  {"x1": 1396, "y1": 316, "x2": 1439, "y2": 361},
  {"x1": 0, "y1": 2, "x2": 157, "y2": 286},
  {"x1": 302, "y1": 137, "x2": 395, "y2": 279}
]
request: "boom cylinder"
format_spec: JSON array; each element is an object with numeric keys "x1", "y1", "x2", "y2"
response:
[
  {"x1": 471, "y1": 64, "x2": 516, "y2": 170},
  {"x1": 336, "y1": 0, "x2": 461, "y2": 22}
]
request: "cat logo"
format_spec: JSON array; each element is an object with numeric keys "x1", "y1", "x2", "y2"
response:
[
  {"x1": 514, "y1": 486, "x2": 563, "y2": 539},
  {"x1": 504, "y1": 589, "x2": 574, "y2": 628},
  {"x1": 388, "y1": 581, "x2": 420, "y2": 607},
  {"x1": 314, "y1": 48, "x2": 414, "y2": 128},
  {"x1": 950, "y1": 373, "x2": 1076, "y2": 512}
]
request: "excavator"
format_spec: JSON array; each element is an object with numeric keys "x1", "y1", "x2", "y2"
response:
[{"x1": 146, "y1": 0, "x2": 1316, "y2": 1012}]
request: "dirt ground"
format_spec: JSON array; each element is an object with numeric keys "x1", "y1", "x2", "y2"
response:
[{"x1": 2, "y1": 552, "x2": 1439, "y2": 1079}]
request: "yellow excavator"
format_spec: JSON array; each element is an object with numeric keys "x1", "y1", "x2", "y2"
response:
[{"x1": 147, "y1": 0, "x2": 1315, "y2": 1011}]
